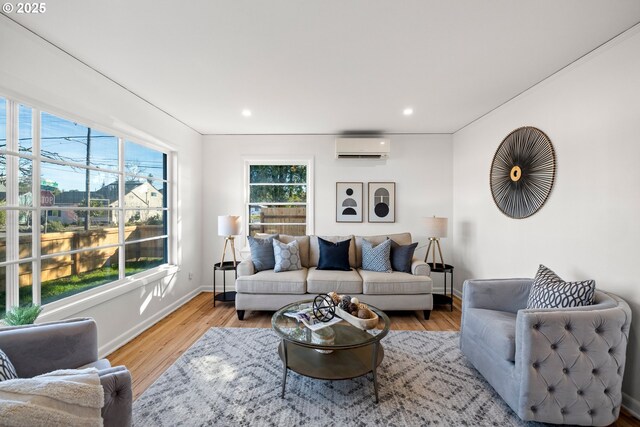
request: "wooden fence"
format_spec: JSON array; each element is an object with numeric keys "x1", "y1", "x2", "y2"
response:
[
  {"x1": 250, "y1": 207, "x2": 306, "y2": 236},
  {"x1": 0, "y1": 225, "x2": 164, "y2": 291}
]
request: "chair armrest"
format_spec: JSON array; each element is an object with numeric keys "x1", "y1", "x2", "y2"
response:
[
  {"x1": 515, "y1": 297, "x2": 631, "y2": 424},
  {"x1": 0, "y1": 318, "x2": 98, "y2": 378},
  {"x1": 411, "y1": 258, "x2": 431, "y2": 276},
  {"x1": 237, "y1": 259, "x2": 255, "y2": 277},
  {"x1": 462, "y1": 278, "x2": 533, "y2": 313},
  {"x1": 99, "y1": 366, "x2": 133, "y2": 427}
]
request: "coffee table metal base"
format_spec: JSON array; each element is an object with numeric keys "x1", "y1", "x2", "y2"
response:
[{"x1": 278, "y1": 339, "x2": 384, "y2": 403}]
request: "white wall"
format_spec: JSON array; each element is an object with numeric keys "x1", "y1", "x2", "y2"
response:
[
  {"x1": 452, "y1": 26, "x2": 640, "y2": 413},
  {"x1": 0, "y1": 17, "x2": 203, "y2": 356},
  {"x1": 202, "y1": 134, "x2": 453, "y2": 290}
]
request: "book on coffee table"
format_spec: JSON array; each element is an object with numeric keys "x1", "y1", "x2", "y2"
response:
[{"x1": 284, "y1": 306, "x2": 342, "y2": 331}]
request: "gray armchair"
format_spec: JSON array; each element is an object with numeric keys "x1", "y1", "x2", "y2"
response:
[
  {"x1": 460, "y1": 278, "x2": 631, "y2": 426},
  {"x1": 0, "y1": 318, "x2": 132, "y2": 427}
]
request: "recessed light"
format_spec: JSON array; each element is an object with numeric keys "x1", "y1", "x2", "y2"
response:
[
  {"x1": 241, "y1": 109, "x2": 252, "y2": 117},
  {"x1": 403, "y1": 107, "x2": 414, "y2": 116}
]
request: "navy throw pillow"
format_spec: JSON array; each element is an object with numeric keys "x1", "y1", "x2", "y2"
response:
[
  {"x1": 390, "y1": 241, "x2": 418, "y2": 273},
  {"x1": 247, "y1": 235, "x2": 276, "y2": 271},
  {"x1": 317, "y1": 237, "x2": 351, "y2": 271}
]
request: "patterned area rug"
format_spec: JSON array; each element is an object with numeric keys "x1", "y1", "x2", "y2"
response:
[{"x1": 133, "y1": 328, "x2": 535, "y2": 426}]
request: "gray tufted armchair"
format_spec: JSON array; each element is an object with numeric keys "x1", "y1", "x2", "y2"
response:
[
  {"x1": 460, "y1": 278, "x2": 631, "y2": 426},
  {"x1": 0, "y1": 317, "x2": 132, "y2": 427}
]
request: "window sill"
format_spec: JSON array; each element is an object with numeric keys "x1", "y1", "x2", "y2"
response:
[{"x1": 38, "y1": 264, "x2": 180, "y2": 322}]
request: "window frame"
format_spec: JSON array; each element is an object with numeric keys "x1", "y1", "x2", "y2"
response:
[
  {"x1": 243, "y1": 157, "x2": 314, "y2": 240},
  {"x1": 0, "y1": 94, "x2": 176, "y2": 316}
]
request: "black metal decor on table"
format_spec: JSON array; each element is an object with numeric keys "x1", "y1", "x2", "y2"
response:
[
  {"x1": 213, "y1": 261, "x2": 238, "y2": 306},
  {"x1": 490, "y1": 127, "x2": 556, "y2": 219},
  {"x1": 312, "y1": 294, "x2": 336, "y2": 322}
]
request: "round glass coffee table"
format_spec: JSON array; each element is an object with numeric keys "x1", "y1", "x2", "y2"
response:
[{"x1": 272, "y1": 300, "x2": 390, "y2": 403}]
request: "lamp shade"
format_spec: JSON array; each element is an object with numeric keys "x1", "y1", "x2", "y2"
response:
[
  {"x1": 218, "y1": 215, "x2": 241, "y2": 236},
  {"x1": 424, "y1": 216, "x2": 448, "y2": 238}
]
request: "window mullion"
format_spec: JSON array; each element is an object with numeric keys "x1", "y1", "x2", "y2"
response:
[
  {"x1": 118, "y1": 137, "x2": 125, "y2": 280},
  {"x1": 32, "y1": 108, "x2": 42, "y2": 305},
  {"x1": 166, "y1": 152, "x2": 173, "y2": 265},
  {"x1": 5, "y1": 100, "x2": 19, "y2": 310}
]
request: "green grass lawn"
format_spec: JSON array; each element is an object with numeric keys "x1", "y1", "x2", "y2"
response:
[{"x1": 1, "y1": 260, "x2": 165, "y2": 316}]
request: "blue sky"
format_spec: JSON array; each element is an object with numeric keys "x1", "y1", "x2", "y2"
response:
[{"x1": 1, "y1": 100, "x2": 165, "y2": 192}]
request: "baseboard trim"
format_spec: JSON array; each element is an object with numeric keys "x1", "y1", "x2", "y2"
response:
[
  {"x1": 98, "y1": 285, "x2": 207, "y2": 358},
  {"x1": 623, "y1": 393, "x2": 640, "y2": 420}
]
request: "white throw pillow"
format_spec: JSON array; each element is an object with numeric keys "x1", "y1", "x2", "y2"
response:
[{"x1": 273, "y1": 239, "x2": 302, "y2": 273}]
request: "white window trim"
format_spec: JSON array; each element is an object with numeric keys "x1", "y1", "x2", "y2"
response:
[
  {"x1": 39, "y1": 264, "x2": 179, "y2": 321},
  {"x1": 0, "y1": 93, "x2": 177, "y2": 315},
  {"x1": 243, "y1": 156, "x2": 315, "y2": 243}
]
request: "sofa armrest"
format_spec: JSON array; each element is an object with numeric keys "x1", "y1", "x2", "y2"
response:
[
  {"x1": 515, "y1": 297, "x2": 631, "y2": 425},
  {"x1": 462, "y1": 278, "x2": 533, "y2": 313},
  {"x1": 237, "y1": 259, "x2": 255, "y2": 277},
  {"x1": 99, "y1": 366, "x2": 133, "y2": 427},
  {"x1": 0, "y1": 318, "x2": 98, "y2": 378},
  {"x1": 411, "y1": 258, "x2": 431, "y2": 276}
]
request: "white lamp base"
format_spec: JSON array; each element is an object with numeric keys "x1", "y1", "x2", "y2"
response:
[
  {"x1": 220, "y1": 236, "x2": 237, "y2": 267},
  {"x1": 424, "y1": 237, "x2": 445, "y2": 269}
]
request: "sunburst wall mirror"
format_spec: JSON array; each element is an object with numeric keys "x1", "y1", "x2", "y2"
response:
[{"x1": 490, "y1": 126, "x2": 556, "y2": 219}]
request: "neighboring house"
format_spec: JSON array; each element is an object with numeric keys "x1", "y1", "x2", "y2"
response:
[
  {"x1": 30, "y1": 180, "x2": 163, "y2": 225},
  {"x1": 108, "y1": 181, "x2": 164, "y2": 223}
]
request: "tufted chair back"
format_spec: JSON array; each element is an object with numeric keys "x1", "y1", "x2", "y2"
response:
[
  {"x1": 515, "y1": 291, "x2": 631, "y2": 425},
  {"x1": 461, "y1": 280, "x2": 632, "y2": 426}
]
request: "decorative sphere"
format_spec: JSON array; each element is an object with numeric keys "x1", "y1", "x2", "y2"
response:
[
  {"x1": 357, "y1": 309, "x2": 370, "y2": 319},
  {"x1": 313, "y1": 294, "x2": 336, "y2": 323}
]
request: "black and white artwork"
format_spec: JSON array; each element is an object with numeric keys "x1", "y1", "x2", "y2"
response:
[
  {"x1": 336, "y1": 182, "x2": 363, "y2": 222},
  {"x1": 368, "y1": 182, "x2": 395, "y2": 223}
]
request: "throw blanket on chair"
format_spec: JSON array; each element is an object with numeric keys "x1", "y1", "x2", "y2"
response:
[{"x1": 0, "y1": 368, "x2": 104, "y2": 427}]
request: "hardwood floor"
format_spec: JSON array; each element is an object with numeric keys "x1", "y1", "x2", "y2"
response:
[{"x1": 107, "y1": 292, "x2": 639, "y2": 426}]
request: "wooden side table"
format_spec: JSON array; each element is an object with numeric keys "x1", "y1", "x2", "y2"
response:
[
  {"x1": 429, "y1": 263, "x2": 454, "y2": 312},
  {"x1": 213, "y1": 261, "x2": 238, "y2": 306}
]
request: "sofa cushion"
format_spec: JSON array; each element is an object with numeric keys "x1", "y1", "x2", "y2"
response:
[
  {"x1": 273, "y1": 239, "x2": 302, "y2": 272},
  {"x1": 355, "y1": 233, "x2": 412, "y2": 267},
  {"x1": 310, "y1": 235, "x2": 356, "y2": 268},
  {"x1": 316, "y1": 237, "x2": 352, "y2": 271},
  {"x1": 359, "y1": 269, "x2": 432, "y2": 295},
  {"x1": 247, "y1": 236, "x2": 276, "y2": 272},
  {"x1": 276, "y1": 235, "x2": 310, "y2": 268},
  {"x1": 307, "y1": 267, "x2": 363, "y2": 294},
  {"x1": 362, "y1": 239, "x2": 392, "y2": 273},
  {"x1": 390, "y1": 241, "x2": 419, "y2": 273},
  {"x1": 526, "y1": 264, "x2": 595, "y2": 309},
  {"x1": 235, "y1": 268, "x2": 307, "y2": 294},
  {"x1": 464, "y1": 308, "x2": 517, "y2": 362}
]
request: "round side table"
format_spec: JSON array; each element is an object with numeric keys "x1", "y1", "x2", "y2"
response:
[{"x1": 213, "y1": 261, "x2": 238, "y2": 306}]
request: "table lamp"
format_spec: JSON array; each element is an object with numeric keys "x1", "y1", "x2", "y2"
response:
[
  {"x1": 218, "y1": 215, "x2": 241, "y2": 267},
  {"x1": 424, "y1": 216, "x2": 448, "y2": 269}
]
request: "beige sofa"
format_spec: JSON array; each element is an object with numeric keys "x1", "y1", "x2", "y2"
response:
[{"x1": 235, "y1": 232, "x2": 433, "y2": 320}]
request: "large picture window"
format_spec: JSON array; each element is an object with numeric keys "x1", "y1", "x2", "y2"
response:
[
  {"x1": 246, "y1": 160, "x2": 313, "y2": 237},
  {"x1": 0, "y1": 96, "x2": 171, "y2": 317}
]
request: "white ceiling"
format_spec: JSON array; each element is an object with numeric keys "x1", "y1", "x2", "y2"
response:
[{"x1": 6, "y1": 1, "x2": 640, "y2": 135}]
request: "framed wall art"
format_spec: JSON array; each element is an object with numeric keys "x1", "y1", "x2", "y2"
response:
[
  {"x1": 336, "y1": 182, "x2": 363, "y2": 222},
  {"x1": 368, "y1": 182, "x2": 395, "y2": 223}
]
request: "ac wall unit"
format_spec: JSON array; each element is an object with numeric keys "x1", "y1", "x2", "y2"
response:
[{"x1": 335, "y1": 137, "x2": 391, "y2": 159}]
